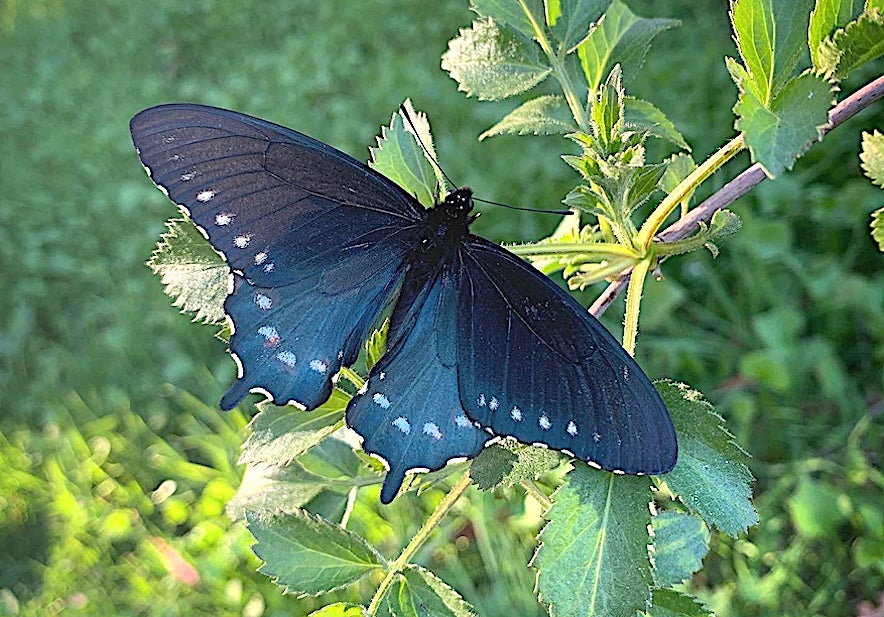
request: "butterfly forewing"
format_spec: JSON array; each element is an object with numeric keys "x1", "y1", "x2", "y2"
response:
[{"x1": 456, "y1": 237, "x2": 677, "y2": 474}]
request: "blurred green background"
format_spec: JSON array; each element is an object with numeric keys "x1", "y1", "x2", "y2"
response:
[{"x1": 1, "y1": 1, "x2": 881, "y2": 615}]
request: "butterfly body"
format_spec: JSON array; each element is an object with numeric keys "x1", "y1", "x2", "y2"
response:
[{"x1": 131, "y1": 103, "x2": 677, "y2": 503}]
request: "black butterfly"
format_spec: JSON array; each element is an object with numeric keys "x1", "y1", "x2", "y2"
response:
[{"x1": 130, "y1": 104, "x2": 677, "y2": 503}]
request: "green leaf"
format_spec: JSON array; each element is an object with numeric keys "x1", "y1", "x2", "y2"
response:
[
  {"x1": 577, "y1": 0, "x2": 679, "y2": 93},
  {"x1": 479, "y1": 95, "x2": 576, "y2": 139},
  {"x1": 809, "y1": 0, "x2": 862, "y2": 67},
  {"x1": 370, "y1": 101, "x2": 439, "y2": 207},
  {"x1": 365, "y1": 319, "x2": 390, "y2": 371},
  {"x1": 388, "y1": 565, "x2": 476, "y2": 617},
  {"x1": 533, "y1": 467, "x2": 653, "y2": 617},
  {"x1": 309, "y1": 603, "x2": 368, "y2": 617},
  {"x1": 645, "y1": 589, "x2": 713, "y2": 617},
  {"x1": 442, "y1": 18, "x2": 553, "y2": 101},
  {"x1": 628, "y1": 163, "x2": 668, "y2": 212},
  {"x1": 470, "y1": 441, "x2": 562, "y2": 490},
  {"x1": 246, "y1": 508, "x2": 384, "y2": 596},
  {"x1": 624, "y1": 98, "x2": 690, "y2": 150},
  {"x1": 732, "y1": 67, "x2": 833, "y2": 177},
  {"x1": 591, "y1": 65, "x2": 624, "y2": 150},
  {"x1": 652, "y1": 511, "x2": 710, "y2": 586},
  {"x1": 659, "y1": 153, "x2": 697, "y2": 196},
  {"x1": 147, "y1": 218, "x2": 229, "y2": 324},
  {"x1": 730, "y1": 0, "x2": 815, "y2": 104},
  {"x1": 471, "y1": 0, "x2": 545, "y2": 40},
  {"x1": 818, "y1": 9, "x2": 884, "y2": 78},
  {"x1": 227, "y1": 462, "x2": 328, "y2": 521},
  {"x1": 871, "y1": 208, "x2": 884, "y2": 251},
  {"x1": 656, "y1": 381, "x2": 758, "y2": 537},
  {"x1": 861, "y1": 130, "x2": 884, "y2": 188},
  {"x1": 549, "y1": 0, "x2": 609, "y2": 52},
  {"x1": 239, "y1": 389, "x2": 349, "y2": 466},
  {"x1": 787, "y1": 476, "x2": 845, "y2": 538}
]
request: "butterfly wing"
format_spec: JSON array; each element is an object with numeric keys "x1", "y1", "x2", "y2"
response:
[
  {"x1": 347, "y1": 266, "x2": 491, "y2": 503},
  {"x1": 456, "y1": 237, "x2": 677, "y2": 474},
  {"x1": 131, "y1": 104, "x2": 425, "y2": 409}
]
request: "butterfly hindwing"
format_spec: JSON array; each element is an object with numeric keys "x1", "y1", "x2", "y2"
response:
[
  {"x1": 456, "y1": 237, "x2": 677, "y2": 474},
  {"x1": 346, "y1": 266, "x2": 491, "y2": 503}
]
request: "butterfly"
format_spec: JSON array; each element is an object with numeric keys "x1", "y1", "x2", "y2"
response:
[{"x1": 130, "y1": 103, "x2": 677, "y2": 503}]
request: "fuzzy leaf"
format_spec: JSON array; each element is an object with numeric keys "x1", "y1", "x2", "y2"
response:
[
  {"x1": 227, "y1": 462, "x2": 328, "y2": 521},
  {"x1": 365, "y1": 319, "x2": 390, "y2": 371},
  {"x1": 817, "y1": 8, "x2": 884, "y2": 78},
  {"x1": 871, "y1": 208, "x2": 884, "y2": 252},
  {"x1": 731, "y1": 67, "x2": 833, "y2": 177},
  {"x1": 659, "y1": 153, "x2": 697, "y2": 196},
  {"x1": 480, "y1": 95, "x2": 576, "y2": 139},
  {"x1": 645, "y1": 589, "x2": 713, "y2": 617},
  {"x1": 628, "y1": 163, "x2": 668, "y2": 212},
  {"x1": 442, "y1": 18, "x2": 552, "y2": 101},
  {"x1": 657, "y1": 381, "x2": 758, "y2": 537},
  {"x1": 389, "y1": 566, "x2": 476, "y2": 617},
  {"x1": 470, "y1": 441, "x2": 562, "y2": 490},
  {"x1": 624, "y1": 98, "x2": 689, "y2": 150},
  {"x1": 147, "y1": 218, "x2": 228, "y2": 324},
  {"x1": 652, "y1": 511, "x2": 710, "y2": 586},
  {"x1": 471, "y1": 0, "x2": 545, "y2": 40},
  {"x1": 577, "y1": 0, "x2": 679, "y2": 93},
  {"x1": 309, "y1": 604, "x2": 368, "y2": 617},
  {"x1": 370, "y1": 101, "x2": 439, "y2": 207},
  {"x1": 861, "y1": 130, "x2": 884, "y2": 188},
  {"x1": 246, "y1": 508, "x2": 384, "y2": 596},
  {"x1": 730, "y1": 0, "x2": 815, "y2": 104},
  {"x1": 809, "y1": 0, "x2": 862, "y2": 67},
  {"x1": 239, "y1": 389, "x2": 348, "y2": 466},
  {"x1": 534, "y1": 467, "x2": 653, "y2": 617},
  {"x1": 549, "y1": 0, "x2": 609, "y2": 52}
]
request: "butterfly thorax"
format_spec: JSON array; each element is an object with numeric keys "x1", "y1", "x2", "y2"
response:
[{"x1": 415, "y1": 187, "x2": 475, "y2": 266}]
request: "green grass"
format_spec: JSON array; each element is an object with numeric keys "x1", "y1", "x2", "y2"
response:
[{"x1": 1, "y1": 1, "x2": 881, "y2": 615}]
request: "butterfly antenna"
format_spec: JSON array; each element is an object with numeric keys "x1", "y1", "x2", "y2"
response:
[{"x1": 399, "y1": 103, "x2": 572, "y2": 217}]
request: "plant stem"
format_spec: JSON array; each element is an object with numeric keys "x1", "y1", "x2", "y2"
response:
[
  {"x1": 636, "y1": 134, "x2": 745, "y2": 250},
  {"x1": 366, "y1": 471, "x2": 473, "y2": 615},
  {"x1": 622, "y1": 257, "x2": 652, "y2": 356},
  {"x1": 520, "y1": 479, "x2": 553, "y2": 510},
  {"x1": 338, "y1": 366, "x2": 365, "y2": 390},
  {"x1": 507, "y1": 241, "x2": 637, "y2": 258}
]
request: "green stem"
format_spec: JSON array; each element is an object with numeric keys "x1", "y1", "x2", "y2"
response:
[
  {"x1": 507, "y1": 241, "x2": 638, "y2": 258},
  {"x1": 338, "y1": 366, "x2": 365, "y2": 390},
  {"x1": 366, "y1": 471, "x2": 473, "y2": 615},
  {"x1": 622, "y1": 257, "x2": 652, "y2": 356},
  {"x1": 637, "y1": 134, "x2": 745, "y2": 250},
  {"x1": 520, "y1": 479, "x2": 553, "y2": 510}
]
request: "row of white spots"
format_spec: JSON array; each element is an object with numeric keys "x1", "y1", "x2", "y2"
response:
[
  {"x1": 373, "y1": 393, "x2": 391, "y2": 409},
  {"x1": 255, "y1": 293, "x2": 272, "y2": 310},
  {"x1": 455, "y1": 414, "x2": 472, "y2": 428},
  {"x1": 197, "y1": 190, "x2": 216, "y2": 202},
  {"x1": 180, "y1": 171, "x2": 196, "y2": 182},
  {"x1": 309, "y1": 359, "x2": 328, "y2": 374},
  {"x1": 234, "y1": 234, "x2": 251, "y2": 249},
  {"x1": 276, "y1": 350, "x2": 297, "y2": 368},
  {"x1": 392, "y1": 416, "x2": 410, "y2": 434},
  {"x1": 215, "y1": 212, "x2": 234, "y2": 226},
  {"x1": 423, "y1": 422, "x2": 442, "y2": 440},
  {"x1": 258, "y1": 325, "x2": 280, "y2": 346},
  {"x1": 476, "y1": 392, "x2": 581, "y2": 437}
]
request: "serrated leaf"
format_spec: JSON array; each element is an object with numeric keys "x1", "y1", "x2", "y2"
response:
[
  {"x1": 365, "y1": 319, "x2": 390, "y2": 371},
  {"x1": 480, "y1": 95, "x2": 576, "y2": 139},
  {"x1": 730, "y1": 0, "x2": 815, "y2": 104},
  {"x1": 645, "y1": 589, "x2": 713, "y2": 617},
  {"x1": 246, "y1": 508, "x2": 384, "y2": 596},
  {"x1": 147, "y1": 218, "x2": 229, "y2": 324},
  {"x1": 227, "y1": 462, "x2": 328, "y2": 521},
  {"x1": 628, "y1": 163, "x2": 667, "y2": 212},
  {"x1": 370, "y1": 101, "x2": 439, "y2": 207},
  {"x1": 733, "y1": 69, "x2": 833, "y2": 177},
  {"x1": 309, "y1": 603, "x2": 368, "y2": 617},
  {"x1": 624, "y1": 98, "x2": 690, "y2": 150},
  {"x1": 533, "y1": 467, "x2": 653, "y2": 617},
  {"x1": 577, "y1": 0, "x2": 679, "y2": 93},
  {"x1": 471, "y1": 0, "x2": 545, "y2": 40},
  {"x1": 871, "y1": 208, "x2": 884, "y2": 251},
  {"x1": 656, "y1": 381, "x2": 758, "y2": 537},
  {"x1": 239, "y1": 389, "x2": 349, "y2": 466},
  {"x1": 549, "y1": 0, "x2": 609, "y2": 52},
  {"x1": 809, "y1": 0, "x2": 862, "y2": 67},
  {"x1": 817, "y1": 8, "x2": 884, "y2": 78},
  {"x1": 470, "y1": 441, "x2": 562, "y2": 490},
  {"x1": 652, "y1": 511, "x2": 710, "y2": 586},
  {"x1": 389, "y1": 565, "x2": 476, "y2": 617},
  {"x1": 591, "y1": 65, "x2": 624, "y2": 149},
  {"x1": 442, "y1": 18, "x2": 553, "y2": 101},
  {"x1": 659, "y1": 153, "x2": 697, "y2": 196},
  {"x1": 861, "y1": 130, "x2": 884, "y2": 188}
]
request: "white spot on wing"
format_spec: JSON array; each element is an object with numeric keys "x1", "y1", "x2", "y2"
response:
[
  {"x1": 257, "y1": 326, "x2": 280, "y2": 346},
  {"x1": 180, "y1": 171, "x2": 196, "y2": 181},
  {"x1": 477, "y1": 393, "x2": 486, "y2": 407},
  {"x1": 215, "y1": 212, "x2": 234, "y2": 226},
  {"x1": 234, "y1": 234, "x2": 251, "y2": 248},
  {"x1": 357, "y1": 380, "x2": 369, "y2": 395},
  {"x1": 489, "y1": 396, "x2": 499, "y2": 411},
  {"x1": 511, "y1": 406, "x2": 522, "y2": 421},
  {"x1": 623, "y1": 366, "x2": 629, "y2": 380},
  {"x1": 455, "y1": 414, "x2": 472, "y2": 428},
  {"x1": 254, "y1": 251, "x2": 267, "y2": 265},
  {"x1": 255, "y1": 293, "x2": 272, "y2": 310},
  {"x1": 422, "y1": 422, "x2": 442, "y2": 440},
  {"x1": 196, "y1": 190, "x2": 216, "y2": 202},
  {"x1": 567, "y1": 421, "x2": 578, "y2": 436},
  {"x1": 392, "y1": 417, "x2": 411, "y2": 434},
  {"x1": 263, "y1": 262, "x2": 274, "y2": 273},
  {"x1": 373, "y1": 393, "x2": 391, "y2": 409},
  {"x1": 379, "y1": 372, "x2": 386, "y2": 380},
  {"x1": 539, "y1": 414, "x2": 551, "y2": 430},
  {"x1": 593, "y1": 432, "x2": 601, "y2": 442},
  {"x1": 309, "y1": 359, "x2": 328, "y2": 374},
  {"x1": 276, "y1": 350, "x2": 297, "y2": 367}
]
